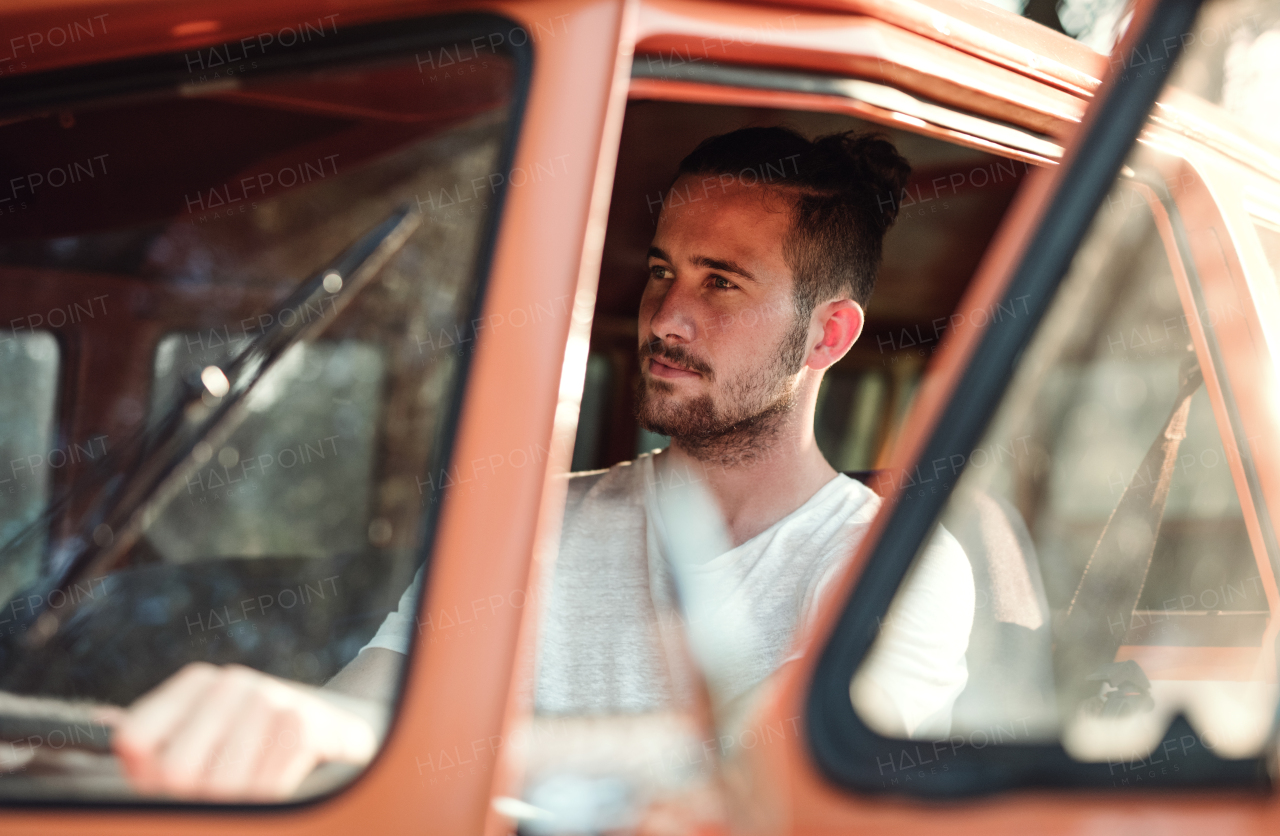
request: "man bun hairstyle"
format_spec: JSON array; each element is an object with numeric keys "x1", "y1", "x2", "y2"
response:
[{"x1": 675, "y1": 126, "x2": 912, "y2": 318}]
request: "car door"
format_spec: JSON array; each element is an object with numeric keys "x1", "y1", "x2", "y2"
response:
[{"x1": 727, "y1": 0, "x2": 1280, "y2": 831}]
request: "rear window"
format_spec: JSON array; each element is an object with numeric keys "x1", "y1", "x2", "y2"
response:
[{"x1": 148, "y1": 335, "x2": 385, "y2": 562}]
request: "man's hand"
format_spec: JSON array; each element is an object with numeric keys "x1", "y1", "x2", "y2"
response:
[{"x1": 112, "y1": 662, "x2": 382, "y2": 801}]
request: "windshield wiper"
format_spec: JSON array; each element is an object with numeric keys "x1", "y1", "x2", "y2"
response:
[{"x1": 2, "y1": 204, "x2": 421, "y2": 645}]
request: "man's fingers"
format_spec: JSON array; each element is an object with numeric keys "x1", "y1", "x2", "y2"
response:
[
  {"x1": 113, "y1": 663, "x2": 383, "y2": 801},
  {"x1": 113, "y1": 663, "x2": 221, "y2": 792},
  {"x1": 116, "y1": 663, "x2": 219, "y2": 753},
  {"x1": 314, "y1": 700, "x2": 379, "y2": 765},
  {"x1": 249, "y1": 709, "x2": 318, "y2": 800},
  {"x1": 151, "y1": 667, "x2": 261, "y2": 796},
  {"x1": 202, "y1": 688, "x2": 277, "y2": 799}
]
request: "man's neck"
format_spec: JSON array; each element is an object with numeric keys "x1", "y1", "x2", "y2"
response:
[{"x1": 657, "y1": 417, "x2": 837, "y2": 547}]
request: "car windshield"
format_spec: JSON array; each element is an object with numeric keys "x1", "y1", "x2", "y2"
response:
[{"x1": 0, "y1": 205, "x2": 420, "y2": 619}]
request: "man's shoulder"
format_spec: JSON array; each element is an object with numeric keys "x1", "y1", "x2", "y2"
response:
[
  {"x1": 556, "y1": 457, "x2": 651, "y2": 567},
  {"x1": 564, "y1": 454, "x2": 650, "y2": 513},
  {"x1": 824, "y1": 473, "x2": 883, "y2": 525}
]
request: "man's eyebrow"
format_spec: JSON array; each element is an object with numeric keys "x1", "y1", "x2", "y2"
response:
[
  {"x1": 647, "y1": 247, "x2": 757, "y2": 282},
  {"x1": 693, "y1": 255, "x2": 756, "y2": 282}
]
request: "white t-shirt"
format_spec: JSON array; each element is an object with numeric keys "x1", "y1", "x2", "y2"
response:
[{"x1": 363, "y1": 452, "x2": 975, "y2": 737}]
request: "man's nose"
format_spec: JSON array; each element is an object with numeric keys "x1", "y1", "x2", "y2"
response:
[{"x1": 647, "y1": 279, "x2": 698, "y2": 344}]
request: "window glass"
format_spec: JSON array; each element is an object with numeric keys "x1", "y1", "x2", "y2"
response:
[
  {"x1": 0, "y1": 17, "x2": 522, "y2": 800},
  {"x1": 847, "y1": 38, "x2": 1280, "y2": 786},
  {"x1": 0, "y1": 332, "x2": 59, "y2": 604},
  {"x1": 149, "y1": 336, "x2": 385, "y2": 562},
  {"x1": 1254, "y1": 220, "x2": 1280, "y2": 289}
]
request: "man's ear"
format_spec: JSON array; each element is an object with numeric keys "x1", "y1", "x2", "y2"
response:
[{"x1": 806, "y1": 299, "x2": 864, "y2": 371}]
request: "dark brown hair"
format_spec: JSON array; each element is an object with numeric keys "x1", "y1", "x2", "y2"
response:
[{"x1": 675, "y1": 126, "x2": 911, "y2": 318}]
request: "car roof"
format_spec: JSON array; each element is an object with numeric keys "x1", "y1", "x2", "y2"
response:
[
  {"x1": 755, "y1": 0, "x2": 1106, "y2": 94},
  {"x1": 4, "y1": 0, "x2": 1103, "y2": 92}
]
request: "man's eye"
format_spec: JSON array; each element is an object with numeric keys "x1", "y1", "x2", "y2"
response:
[
  {"x1": 711, "y1": 276, "x2": 736, "y2": 290},
  {"x1": 649, "y1": 265, "x2": 672, "y2": 280}
]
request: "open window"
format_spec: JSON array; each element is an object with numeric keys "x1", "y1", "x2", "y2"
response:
[
  {"x1": 573, "y1": 99, "x2": 1041, "y2": 475},
  {"x1": 523, "y1": 38, "x2": 1058, "y2": 824}
]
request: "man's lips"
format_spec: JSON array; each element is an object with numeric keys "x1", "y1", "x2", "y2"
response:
[{"x1": 648, "y1": 357, "x2": 701, "y2": 380}]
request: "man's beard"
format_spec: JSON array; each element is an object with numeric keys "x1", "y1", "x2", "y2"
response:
[{"x1": 635, "y1": 315, "x2": 810, "y2": 467}]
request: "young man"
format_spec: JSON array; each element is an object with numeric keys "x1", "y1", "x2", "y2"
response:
[{"x1": 111, "y1": 127, "x2": 975, "y2": 799}]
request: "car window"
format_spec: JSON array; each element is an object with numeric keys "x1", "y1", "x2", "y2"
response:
[
  {"x1": 0, "y1": 14, "x2": 527, "y2": 801},
  {"x1": 819, "y1": 0, "x2": 1280, "y2": 795},
  {"x1": 0, "y1": 332, "x2": 59, "y2": 604},
  {"x1": 851, "y1": 174, "x2": 1268, "y2": 755}
]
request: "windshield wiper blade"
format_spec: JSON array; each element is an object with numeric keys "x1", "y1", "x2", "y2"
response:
[{"x1": 7, "y1": 204, "x2": 421, "y2": 645}]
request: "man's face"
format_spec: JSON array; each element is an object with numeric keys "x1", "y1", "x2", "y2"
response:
[{"x1": 637, "y1": 175, "x2": 810, "y2": 441}]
